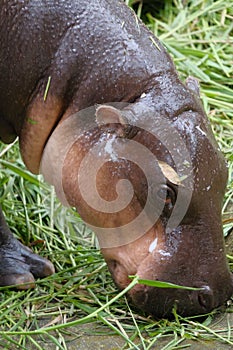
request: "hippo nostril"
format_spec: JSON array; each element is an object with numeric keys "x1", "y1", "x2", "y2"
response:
[
  {"x1": 198, "y1": 292, "x2": 208, "y2": 308},
  {"x1": 106, "y1": 259, "x2": 132, "y2": 290},
  {"x1": 197, "y1": 286, "x2": 214, "y2": 310},
  {"x1": 108, "y1": 259, "x2": 118, "y2": 271}
]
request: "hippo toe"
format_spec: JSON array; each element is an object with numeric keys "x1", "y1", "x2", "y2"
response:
[
  {"x1": 0, "y1": 238, "x2": 54, "y2": 289},
  {"x1": 0, "y1": 210, "x2": 54, "y2": 290}
]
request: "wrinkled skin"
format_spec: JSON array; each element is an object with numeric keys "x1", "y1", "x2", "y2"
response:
[{"x1": 0, "y1": 0, "x2": 232, "y2": 318}]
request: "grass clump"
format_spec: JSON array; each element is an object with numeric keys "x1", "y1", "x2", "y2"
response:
[{"x1": 0, "y1": 0, "x2": 232, "y2": 349}]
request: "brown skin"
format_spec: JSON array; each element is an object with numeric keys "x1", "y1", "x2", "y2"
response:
[{"x1": 0, "y1": 0, "x2": 232, "y2": 317}]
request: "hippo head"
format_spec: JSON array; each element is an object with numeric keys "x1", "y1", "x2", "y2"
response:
[{"x1": 41, "y1": 99, "x2": 233, "y2": 318}]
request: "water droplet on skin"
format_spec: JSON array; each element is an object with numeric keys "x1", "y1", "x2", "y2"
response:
[
  {"x1": 158, "y1": 250, "x2": 171, "y2": 257},
  {"x1": 104, "y1": 135, "x2": 118, "y2": 162},
  {"x1": 149, "y1": 237, "x2": 158, "y2": 253}
]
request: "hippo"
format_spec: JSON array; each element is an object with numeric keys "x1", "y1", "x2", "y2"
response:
[{"x1": 0, "y1": 0, "x2": 232, "y2": 318}]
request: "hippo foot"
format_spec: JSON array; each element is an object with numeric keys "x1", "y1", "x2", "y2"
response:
[{"x1": 0, "y1": 237, "x2": 55, "y2": 289}]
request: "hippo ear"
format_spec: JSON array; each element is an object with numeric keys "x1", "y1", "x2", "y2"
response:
[{"x1": 96, "y1": 105, "x2": 128, "y2": 126}]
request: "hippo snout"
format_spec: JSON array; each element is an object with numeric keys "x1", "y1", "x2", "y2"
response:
[
  {"x1": 102, "y1": 223, "x2": 233, "y2": 318},
  {"x1": 107, "y1": 252, "x2": 233, "y2": 318}
]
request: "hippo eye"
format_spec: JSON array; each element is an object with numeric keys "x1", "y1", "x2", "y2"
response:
[{"x1": 157, "y1": 184, "x2": 176, "y2": 210}]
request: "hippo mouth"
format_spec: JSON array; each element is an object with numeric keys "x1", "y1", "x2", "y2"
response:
[{"x1": 101, "y1": 222, "x2": 233, "y2": 318}]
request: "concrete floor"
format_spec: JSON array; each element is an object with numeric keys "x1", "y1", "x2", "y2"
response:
[{"x1": 19, "y1": 312, "x2": 232, "y2": 350}]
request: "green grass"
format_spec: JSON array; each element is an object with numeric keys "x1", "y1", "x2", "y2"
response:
[{"x1": 0, "y1": 0, "x2": 233, "y2": 349}]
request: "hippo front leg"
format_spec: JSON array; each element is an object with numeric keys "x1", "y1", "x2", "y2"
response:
[{"x1": 0, "y1": 207, "x2": 54, "y2": 289}]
